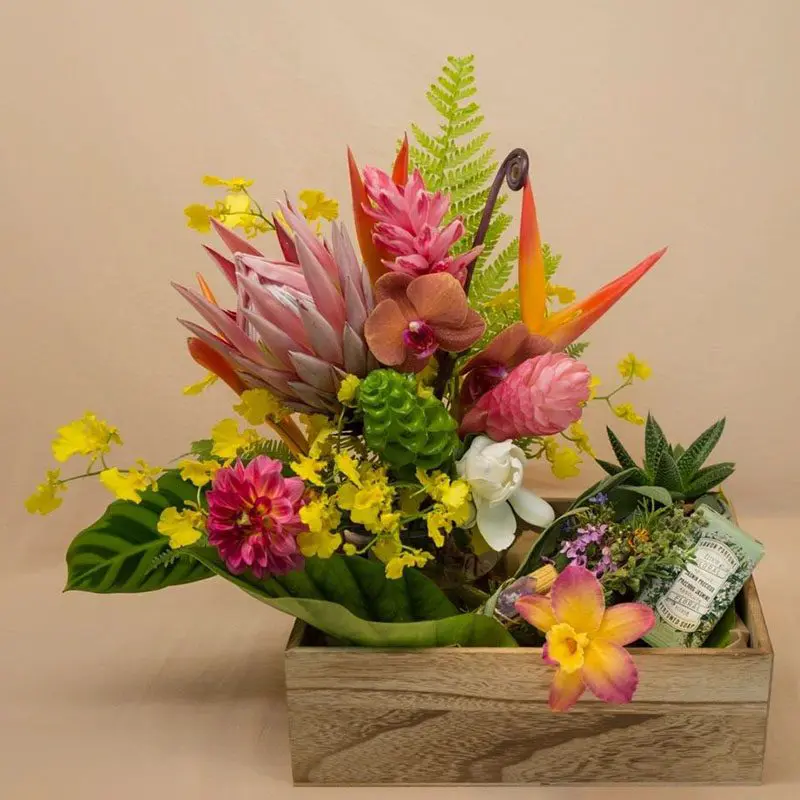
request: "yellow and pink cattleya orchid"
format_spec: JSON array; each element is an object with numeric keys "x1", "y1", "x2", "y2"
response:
[
  {"x1": 515, "y1": 565, "x2": 655, "y2": 711},
  {"x1": 518, "y1": 177, "x2": 667, "y2": 350}
]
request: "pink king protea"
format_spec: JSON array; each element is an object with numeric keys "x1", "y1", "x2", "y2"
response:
[
  {"x1": 206, "y1": 456, "x2": 306, "y2": 578},
  {"x1": 459, "y1": 352, "x2": 591, "y2": 441},
  {"x1": 363, "y1": 167, "x2": 483, "y2": 284}
]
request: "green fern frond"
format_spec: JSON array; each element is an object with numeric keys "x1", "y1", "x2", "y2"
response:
[
  {"x1": 410, "y1": 55, "x2": 495, "y2": 215},
  {"x1": 469, "y1": 240, "x2": 519, "y2": 305},
  {"x1": 565, "y1": 341, "x2": 590, "y2": 358},
  {"x1": 476, "y1": 211, "x2": 512, "y2": 262},
  {"x1": 469, "y1": 286, "x2": 523, "y2": 353},
  {"x1": 409, "y1": 55, "x2": 567, "y2": 334},
  {"x1": 543, "y1": 243, "x2": 562, "y2": 280},
  {"x1": 243, "y1": 439, "x2": 294, "y2": 464},
  {"x1": 149, "y1": 548, "x2": 185, "y2": 572}
]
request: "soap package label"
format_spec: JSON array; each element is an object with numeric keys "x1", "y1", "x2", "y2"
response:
[{"x1": 637, "y1": 506, "x2": 764, "y2": 648}]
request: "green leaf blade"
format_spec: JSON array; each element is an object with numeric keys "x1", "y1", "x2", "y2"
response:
[
  {"x1": 190, "y1": 549, "x2": 514, "y2": 648},
  {"x1": 618, "y1": 485, "x2": 674, "y2": 507},
  {"x1": 65, "y1": 471, "x2": 211, "y2": 594}
]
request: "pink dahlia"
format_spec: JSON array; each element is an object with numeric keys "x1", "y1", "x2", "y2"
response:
[
  {"x1": 206, "y1": 456, "x2": 306, "y2": 578},
  {"x1": 363, "y1": 167, "x2": 483, "y2": 284},
  {"x1": 459, "y1": 352, "x2": 591, "y2": 441}
]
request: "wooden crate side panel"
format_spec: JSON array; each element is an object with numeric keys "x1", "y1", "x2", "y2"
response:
[
  {"x1": 287, "y1": 695, "x2": 767, "y2": 785},
  {"x1": 286, "y1": 647, "x2": 772, "y2": 705}
]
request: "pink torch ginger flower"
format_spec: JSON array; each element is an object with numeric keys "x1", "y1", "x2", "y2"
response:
[
  {"x1": 516, "y1": 566, "x2": 655, "y2": 711},
  {"x1": 459, "y1": 352, "x2": 591, "y2": 441},
  {"x1": 459, "y1": 322, "x2": 552, "y2": 409},
  {"x1": 206, "y1": 456, "x2": 306, "y2": 578},
  {"x1": 362, "y1": 167, "x2": 483, "y2": 284}
]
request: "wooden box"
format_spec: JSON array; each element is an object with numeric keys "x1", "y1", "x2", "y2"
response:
[{"x1": 284, "y1": 510, "x2": 773, "y2": 786}]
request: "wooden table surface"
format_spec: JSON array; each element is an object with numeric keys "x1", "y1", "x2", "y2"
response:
[{"x1": 2, "y1": 515, "x2": 798, "y2": 799}]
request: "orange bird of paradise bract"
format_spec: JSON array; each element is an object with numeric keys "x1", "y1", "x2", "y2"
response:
[
  {"x1": 518, "y1": 177, "x2": 667, "y2": 350},
  {"x1": 348, "y1": 134, "x2": 409, "y2": 285}
]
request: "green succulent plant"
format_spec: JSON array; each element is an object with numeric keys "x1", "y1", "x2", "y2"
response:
[
  {"x1": 358, "y1": 369, "x2": 460, "y2": 471},
  {"x1": 597, "y1": 414, "x2": 734, "y2": 503}
]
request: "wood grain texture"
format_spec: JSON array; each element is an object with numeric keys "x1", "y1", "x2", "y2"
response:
[{"x1": 284, "y1": 577, "x2": 772, "y2": 785}]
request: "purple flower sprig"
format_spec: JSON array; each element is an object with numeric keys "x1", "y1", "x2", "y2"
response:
[{"x1": 559, "y1": 523, "x2": 617, "y2": 578}]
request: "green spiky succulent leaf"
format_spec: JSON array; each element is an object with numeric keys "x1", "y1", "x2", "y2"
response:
[
  {"x1": 644, "y1": 413, "x2": 669, "y2": 479},
  {"x1": 599, "y1": 416, "x2": 734, "y2": 503},
  {"x1": 359, "y1": 370, "x2": 459, "y2": 471},
  {"x1": 677, "y1": 418, "x2": 726, "y2": 483}
]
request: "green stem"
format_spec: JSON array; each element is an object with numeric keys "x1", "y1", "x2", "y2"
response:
[
  {"x1": 242, "y1": 189, "x2": 275, "y2": 230},
  {"x1": 59, "y1": 469, "x2": 108, "y2": 485},
  {"x1": 594, "y1": 376, "x2": 634, "y2": 402}
]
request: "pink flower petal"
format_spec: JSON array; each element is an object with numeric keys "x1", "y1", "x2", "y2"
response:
[
  {"x1": 541, "y1": 641, "x2": 558, "y2": 666},
  {"x1": 514, "y1": 595, "x2": 556, "y2": 633},
  {"x1": 549, "y1": 668, "x2": 586, "y2": 712},
  {"x1": 596, "y1": 603, "x2": 656, "y2": 646},
  {"x1": 582, "y1": 639, "x2": 639, "y2": 704},
  {"x1": 550, "y1": 565, "x2": 605, "y2": 635}
]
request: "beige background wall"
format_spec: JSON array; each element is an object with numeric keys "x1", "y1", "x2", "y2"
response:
[{"x1": 3, "y1": 0, "x2": 799, "y2": 572}]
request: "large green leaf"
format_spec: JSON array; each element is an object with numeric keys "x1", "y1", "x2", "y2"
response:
[
  {"x1": 618, "y1": 485, "x2": 674, "y2": 507},
  {"x1": 569, "y1": 467, "x2": 641, "y2": 511},
  {"x1": 508, "y1": 508, "x2": 588, "y2": 584},
  {"x1": 65, "y1": 471, "x2": 212, "y2": 593},
  {"x1": 704, "y1": 602, "x2": 737, "y2": 648},
  {"x1": 677, "y1": 418, "x2": 726, "y2": 482},
  {"x1": 189, "y1": 549, "x2": 517, "y2": 647}
]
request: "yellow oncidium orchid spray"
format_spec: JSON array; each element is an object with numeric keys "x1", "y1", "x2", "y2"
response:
[{"x1": 518, "y1": 177, "x2": 667, "y2": 350}]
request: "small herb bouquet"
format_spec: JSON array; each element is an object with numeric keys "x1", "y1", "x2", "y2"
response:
[{"x1": 27, "y1": 56, "x2": 745, "y2": 713}]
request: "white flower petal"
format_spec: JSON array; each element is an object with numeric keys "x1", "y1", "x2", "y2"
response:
[
  {"x1": 508, "y1": 488, "x2": 555, "y2": 528},
  {"x1": 474, "y1": 496, "x2": 517, "y2": 551}
]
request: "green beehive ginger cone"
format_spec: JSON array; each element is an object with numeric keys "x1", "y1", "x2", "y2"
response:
[{"x1": 358, "y1": 370, "x2": 459, "y2": 471}]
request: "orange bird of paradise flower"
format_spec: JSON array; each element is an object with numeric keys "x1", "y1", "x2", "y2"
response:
[
  {"x1": 347, "y1": 134, "x2": 409, "y2": 285},
  {"x1": 518, "y1": 177, "x2": 667, "y2": 350}
]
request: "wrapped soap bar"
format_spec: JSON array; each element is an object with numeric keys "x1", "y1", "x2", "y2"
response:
[{"x1": 637, "y1": 507, "x2": 764, "y2": 648}]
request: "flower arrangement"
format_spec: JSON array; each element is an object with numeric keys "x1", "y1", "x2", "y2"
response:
[{"x1": 26, "y1": 55, "x2": 755, "y2": 714}]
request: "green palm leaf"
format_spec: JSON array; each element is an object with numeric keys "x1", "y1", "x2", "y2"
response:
[{"x1": 65, "y1": 471, "x2": 211, "y2": 593}]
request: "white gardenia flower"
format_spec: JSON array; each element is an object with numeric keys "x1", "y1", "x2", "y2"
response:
[{"x1": 456, "y1": 436, "x2": 555, "y2": 552}]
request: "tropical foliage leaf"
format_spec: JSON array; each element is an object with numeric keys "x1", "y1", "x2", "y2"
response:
[
  {"x1": 618, "y1": 485, "x2": 674, "y2": 507},
  {"x1": 65, "y1": 471, "x2": 212, "y2": 593},
  {"x1": 569, "y1": 467, "x2": 641, "y2": 511},
  {"x1": 704, "y1": 602, "x2": 737, "y2": 648},
  {"x1": 189, "y1": 548, "x2": 517, "y2": 647}
]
